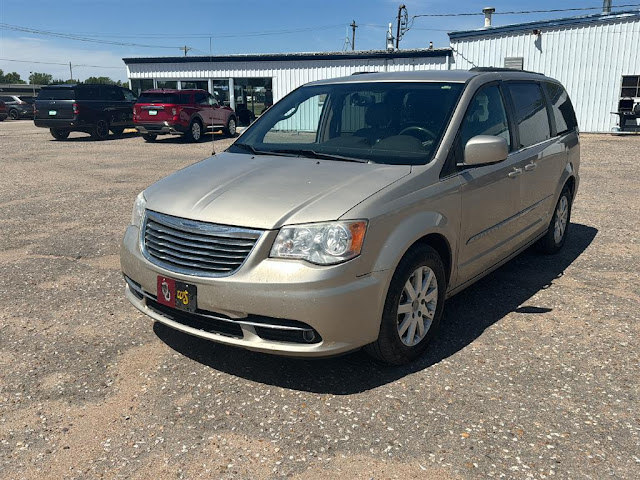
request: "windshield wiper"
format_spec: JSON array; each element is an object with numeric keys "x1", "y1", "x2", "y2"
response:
[
  {"x1": 232, "y1": 143, "x2": 298, "y2": 157},
  {"x1": 274, "y1": 149, "x2": 369, "y2": 163}
]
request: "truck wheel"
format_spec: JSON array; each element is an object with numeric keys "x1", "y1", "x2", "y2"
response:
[
  {"x1": 91, "y1": 119, "x2": 110, "y2": 140},
  {"x1": 142, "y1": 133, "x2": 157, "y2": 142},
  {"x1": 224, "y1": 117, "x2": 237, "y2": 137},
  {"x1": 50, "y1": 128, "x2": 70, "y2": 140},
  {"x1": 365, "y1": 245, "x2": 447, "y2": 365},
  {"x1": 185, "y1": 119, "x2": 203, "y2": 142}
]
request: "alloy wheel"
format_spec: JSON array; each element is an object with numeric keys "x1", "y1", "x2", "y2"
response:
[
  {"x1": 191, "y1": 122, "x2": 201, "y2": 140},
  {"x1": 554, "y1": 195, "x2": 569, "y2": 244},
  {"x1": 396, "y1": 266, "x2": 438, "y2": 346}
]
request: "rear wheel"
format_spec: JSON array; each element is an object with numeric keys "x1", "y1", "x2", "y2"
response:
[
  {"x1": 91, "y1": 119, "x2": 110, "y2": 140},
  {"x1": 185, "y1": 119, "x2": 203, "y2": 142},
  {"x1": 142, "y1": 133, "x2": 157, "y2": 142},
  {"x1": 9, "y1": 109, "x2": 19, "y2": 120},
  {"x1": 224, "y1": 117, "x2": 237, "y2": 137},
  {"x1": 110, "y1": 126, "x2": 125, "y2": 136},
  {"x1": 365, "y1": 245, "x2": 447, "y2": 365},
  {"x1": 50, "y1": 128, "x2": 70, "y2": 140},
  {"x1": 537, "y1": 185, "x2": 572, "y2": 254}
]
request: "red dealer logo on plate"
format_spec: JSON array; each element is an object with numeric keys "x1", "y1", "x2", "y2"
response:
[{"x1": 157, "y1": 276, "x2": 176, "y2": 308}]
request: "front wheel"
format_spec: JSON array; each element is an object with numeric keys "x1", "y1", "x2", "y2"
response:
[
  {"x1": 365, "y1": 245, "x2": 447, "y2": 365},
  {"x1": 224, "y1": 117, "x2": 237, "y2": 137},
  {"x1": 91, "y1": 119, "x2": 110, "y2": 140},
  {"x1": 9, "y1": 109, "x2": 19, "y2": 120},
  {"x1": 537, "y1": 185, "x2": 572, "y2": 254},
  {"x1": 50, "y1": 128, "x2": 70, "y2": 140}
]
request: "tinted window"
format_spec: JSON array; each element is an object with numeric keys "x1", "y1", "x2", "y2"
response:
[
  {"x1": 104, "y1": 86, "x2": 124, "y2": 101},
  {"x1": 543, "y1": 82, "x2": 577, "y2": 135},
  {"x1": 77, "y1": 86, "x2": 100, "y2": 100},
  {"x1": 38, "y1": 88, "x2": 76, "y2": 100},
  {"x1": 194, "y1": 92, "x2": 208, "y2": 105},
  {"x1": 122, "y1": 89, "x2": 137, "y2": 102},
  {"x1": 0, "y1": 96, "x2": 13, "y2": 102},
  {"x1": 506, "y1": 83, "x2": 551, "y2": 148},
  {"x1": 137, "y1": 92, "x2": 189, "y2": 104},
  {"x1": 459, "y1": 84, "x2": 511, "y2": 151},
  {"x1": 19, "y1": 96, "x2": 35, "y2": 104}
]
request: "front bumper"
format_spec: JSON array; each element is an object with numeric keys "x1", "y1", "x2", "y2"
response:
[{"x1": 120, "y1": 225, "x2": 389, "y2": 357}]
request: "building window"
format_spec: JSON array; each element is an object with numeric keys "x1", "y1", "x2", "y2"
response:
[
  {"x1": 156, "y1": 80, "x2": 178, "y2": 89},
  {"x1": 234, "y1": 78, "x2": 273, "y2": 125},
  {"x1": 130, "y1": 79, "x2": 154, "y2": 95},
  {"x1": 504, "y1": 57, "x2": 524, "y2": 70},
  {"x1": 181, "y1": 80, "x2": 209, "y2": 91},
  {"x1": 621, "y1": 75, "x2": 640, "y2": 98}
]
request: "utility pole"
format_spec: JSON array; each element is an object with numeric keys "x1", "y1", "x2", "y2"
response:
[
  {"x1": 180, "y1": 45, "x2": 192, "y2": 56},
  {"x1": 69, "y1": 62, "x2": 73, "y2": 82},
  {"x1": 350, "y1": 20, "x2": 357, "y2": 51}
]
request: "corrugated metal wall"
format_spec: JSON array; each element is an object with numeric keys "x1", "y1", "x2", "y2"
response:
[
  {"x1": 127, "y1": 56, "x2": 449, "y2": 104},
  {"x1": 451, "y1": 18, "x2": 640, "y2": 132}
]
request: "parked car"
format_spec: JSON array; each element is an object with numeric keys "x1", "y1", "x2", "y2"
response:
[
  {"x1": 121, "y1": 69, "x2": 580, "y2": 365},
  {"x1": 34, "y1": 84, "x2": 137, "y2": 140},
  {"x1": 133, "y1": 89, "x2": 237, "y2": 142},
  {"x1": 0, "y1": 100, "x2": 7, "y2": 121},
  {"x1": 0, "y1": 95, "x2": 35, "y2": 120}
]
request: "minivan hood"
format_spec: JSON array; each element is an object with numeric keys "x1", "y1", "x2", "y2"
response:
[{"x1": 144, "y1": 152, "x2": 410, "y2": 230}]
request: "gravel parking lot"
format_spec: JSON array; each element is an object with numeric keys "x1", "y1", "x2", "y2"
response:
[{"x1": 0, "y1": 121, "x2": 638, "y2": 479}]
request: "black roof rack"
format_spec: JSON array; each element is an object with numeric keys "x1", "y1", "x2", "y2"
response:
[{"x1": 470, "y1": 67, "x2": 545, "y2": 75}]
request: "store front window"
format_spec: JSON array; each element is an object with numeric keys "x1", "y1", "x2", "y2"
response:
[
  {"x1": 157, "y1": 80, "x2": 178, "y2": 89},
  {"x1": 212, "y1": 80, "x2": 230, "y2": 107},
  {"x1": 181, "y1": 80, "x2": 209, "y2": 90},
  {"x1": 234, "y1": 78, "x2": 273, "y2": 125},
  {"x1": 130, "y1": 79, "x2": 154, "y2": 95}
]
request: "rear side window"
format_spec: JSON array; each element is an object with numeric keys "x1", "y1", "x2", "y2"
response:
[
  {"x1": 506, "y1": 83, "x2": 551, "y2": 148},
  {"x1": 137, "y1": 92, "x2": 189, "y2": 104},
  {"x1": 38, "y1": 88, "x2": 76, "y2": 100},
  {"x1": 77, "y1": 86, "x2": 100, "y2": 100},
  {"x1": 194, "y1": 92, "x2": 208, "y2": 105},
  {"x1": 543, "y1": 82, "x2": 577, "y2": 135},
  {"x1": 104, "y1": 86, "x2": 124, "y2": 101}
]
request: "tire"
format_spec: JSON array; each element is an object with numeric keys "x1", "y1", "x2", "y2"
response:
[
  {"x1": 9, "y1": 109, "x2": 19, "y2": 120},
  {"x1": 110, "y1": 126, "x2": 125, "y2": 136},
  {"x1": 537, "y1": 185, "x2": 572, "y2": 254},
  {"x1": 50, "y1": 128, "x2": 70, "y2": 140},
  {"x1": 224, "y1": 116, "x2": 237, "y2": 137},
  {"x1": 185, "y1": 119, "x2": 203, "y2": 142},
  {"x1": 91, "y1": 119, "x2": 110, "y2": 140},
  {"x1": 142, "y1": 133, "x2": 157, "y2": 142},
  {"x1": 365, "y1": 245, "x2": 447, "y2": 365}
]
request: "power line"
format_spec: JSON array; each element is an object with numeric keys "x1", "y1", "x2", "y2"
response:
[
  {"x1": 412, "y1": 4, "x2": 640, "y2": 18},
  {"x1": 0, "y1": 58, "x2": 125, "y2": 69}
]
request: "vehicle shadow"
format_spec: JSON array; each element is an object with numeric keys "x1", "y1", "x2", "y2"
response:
[
  {"x1": 56, "y1": 131, "x2": 140, "y2": 142},
  {"x1": 154, "y1": 223, "x2": 598, "y2": 395}
]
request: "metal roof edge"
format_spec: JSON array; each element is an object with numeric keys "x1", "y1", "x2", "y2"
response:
[
  {"x1": 448, "y1": 9, "x2": 640, "y2": 40},
  {"x1": 122, "y1": 48, "x2": 452, "y2": 65}
]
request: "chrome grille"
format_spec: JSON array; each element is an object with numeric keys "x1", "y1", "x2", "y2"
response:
[{"x1": 142, "y1": 210, "x2": 262, "y2": 277}]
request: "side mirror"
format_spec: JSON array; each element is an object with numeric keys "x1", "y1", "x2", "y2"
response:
[{"x1": 463, "y1": 135, "x2": 508, "y2": 166}]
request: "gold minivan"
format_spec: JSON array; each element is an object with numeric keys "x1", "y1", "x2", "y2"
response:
[{"x1": 120, "y1": 69, "x2": 579, "y2": 364}]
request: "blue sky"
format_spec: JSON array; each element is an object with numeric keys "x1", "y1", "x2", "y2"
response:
[{"x1": 0, "y1": 0, "x2": 633, "y2": 82}]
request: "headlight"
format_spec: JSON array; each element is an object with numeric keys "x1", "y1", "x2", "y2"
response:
[
  {"x1": 131, "y1": 191, "x2": 146, "y2": 228},
  {"x1": 270, "y1": 220, "x2": 367, "y2": 265}
]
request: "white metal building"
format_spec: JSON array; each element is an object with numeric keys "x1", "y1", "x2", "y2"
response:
[
  {"x1": 449, "y1": 9, "x2": 640, "y2": 132},
  {"x1": 123, "y1": 49, "x2": 452, "y2": 124}
]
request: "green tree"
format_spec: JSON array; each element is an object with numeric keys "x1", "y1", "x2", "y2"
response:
[
  {"x1": 51, "y1": 78, "x2": 75, "y2": 84},
  {"x1": 84, "y1": 76, "x2": 117, "y2": 85},
  {"x1": 0, "y1": 70, "x2": 26, "y2": 84},
  {"x1": 29, "y1": 72, "x2": 53, "y2": 85}
]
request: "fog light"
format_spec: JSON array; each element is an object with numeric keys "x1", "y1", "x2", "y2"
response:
[{"x1": 302, "y1": 330, "x2": 316, "y2": 343}]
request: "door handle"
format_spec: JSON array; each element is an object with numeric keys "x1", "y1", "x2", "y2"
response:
[
  {"x1": 524, "y1": 163, "x2": 537, "y2": 172},
  {"x1": 508, "y1": 168, "x2": 523, "y2": 178}
]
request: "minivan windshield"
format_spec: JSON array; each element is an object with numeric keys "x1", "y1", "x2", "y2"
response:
[{"x1": 230, "y1": 82, "x2": 463, "y2": 165}]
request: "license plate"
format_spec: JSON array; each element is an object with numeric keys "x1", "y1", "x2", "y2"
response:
[
  {"x1": 148, "y1": 110, "x2": 158, "y2": 116},
  {"x1": 157, "y1": 275, "x2": 197, "y2": 313},
  {"x1": 49, "y1": 110, "x2": 57, "y2": 116}
]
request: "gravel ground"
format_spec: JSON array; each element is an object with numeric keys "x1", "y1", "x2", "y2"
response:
[{"x1": 0, "y1": 121, "x2": 638, "y2": 480}]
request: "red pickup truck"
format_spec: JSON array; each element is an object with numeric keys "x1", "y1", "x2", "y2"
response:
[{"x1": 133, "y1": 89, "x2": 237, "y2": 142}]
